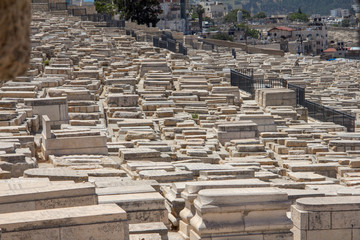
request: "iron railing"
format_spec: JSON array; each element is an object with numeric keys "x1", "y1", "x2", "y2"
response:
[
  {"x1": 230, "y1": 68, "x2": 356, "y2": 132},
  {"x1": 304, "y1": 100, "x2": 355, "y2": 132},
  {"x1": 230, "y1": 69, "x2": 254, "y2": 95},
  {"x1": 167, "y1": 39, "x2": 177, "y2": 53},
  {"x1": 159, "y1": 40, "x2": 168, "y2": 49},
  {"x1": 31, "y1": 0, "x2": 48, "y2": 3},
  {"x1": 49, "y1": 3, "x2": 68, "y2": 10},
  {"x1": 153, "y1": 36, "x2": 159, "y2": 47},
  {"x1": 179, "y1": 42, "x2": 187, "y2": 55},
  {"x1": 254, "y1": 77, "x2": 287, "y2": 90},
  {"x1": 151, "y1": 32, "x2": 187, "y2": 55},
  {"x1": 287, "y1": 83, "x2": 305, "y2": 106}
]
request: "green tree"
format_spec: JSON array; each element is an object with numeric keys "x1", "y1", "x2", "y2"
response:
[
  {"x1": 95, "y1": 0, "x2": 116, "y2": 15},
  {"x1": 204, "y1": 16, "x2": 215, "y2": 26},
  {"x1": 287, "y1": 10, "x2": 309, "y2": 22},
  {"x1": 224, "y1": 9, "x2": 251, "y2": 23},
  {"x1": 341, "y1": 18, "x2": 350, "y2": 27},
  {"x1": 196, "y1": 5, "x2": 205, "y2": 31},
  {"x1": 191, "y1": 10, "x2": 198, "y2": 20},
  {"x1": 115, "y1": 0, "x2": 162, "y2": 27},
  {"x1": 211, "y1": 32, "x2": 234, "y2": 41},
  {"x1": 253, "y1": 11, "x2": 267, "y2": 19},
  {"x1": 208, "y1": 26, "x2": 219, "y2": 31},
  {"x1": 236, "y1": 23, "x2": 260, "y2": 39}
]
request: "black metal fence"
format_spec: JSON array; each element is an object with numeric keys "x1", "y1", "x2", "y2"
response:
[
  {"x1": 167, "y1": 39, "x2": 177, "y2": 52},
  {"x1": 153, "y1": 36, "x2": 159, "y2": 47},
  {"x1": 230, "y1": 69, "x2": 356, "y2": 132},
  {"x1": 254, "y1": 77, "x2": 287, "y2": 90},
  {"x1": 304, "y1": 100, "x2": 355, "y2": 132},
  {"x1": 159, "y1": 40, "x2": 168, "y2": 49},
  {"x1": 230, "y1": 69, "x2": 254, "y2": 95},
  {"x1": 32, "y1": 0, "x2": 48, "y2": 3},
  {"x1": 49, "y1": 3, "x2": 68, "y2": 11},
  {"x1": 230, "y1": 69, "x2": 287, "y2": 96},
  {"x1": 179, "y1": 42, "x2": 187, "y2": 55},
  {"x1": 287, "y1": 83, "x2": 305, "y2": 106},
  {"x1": 150, "y1": 32, "x2": 187, "y2": 55}
]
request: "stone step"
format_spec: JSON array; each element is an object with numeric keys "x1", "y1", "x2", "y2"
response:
[{"x1": 129, "y1": 222, "x2": 168, "y2": 240}]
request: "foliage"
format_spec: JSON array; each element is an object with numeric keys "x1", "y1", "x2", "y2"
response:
[
  {"x1": 95, "y1": 0, "x2": 116, "y2": 15},
  {"x1": 287, "y1": 9, "x2": 309, "y2": 22},
  {"x1": 341, "y1": 18, "x2": 350, "y2": 27},
  {"x1": 207, "y1": 26, "x2": 219, "y2": 31},
  {"x1": 224, "y1": 8, "x2": 251, "y2": 23},
  {"x1": 191, "y1": 10, "x2": 198, "y2": 20},
  {"x1": 196, "y1": 5, "x2": 205, "y2": 31},
  {"x1": 43, "y1": 59, "x2": 50, "y2": 66},
  {"x1": 204, "y1": 16, "x2": 215, "y2": 25},
  {"x1": 191, "y1": 113, "x2": 198, "y2": 119},
  {"x1": 115, "y1": 0, "x2": 162, "y2": 27},
  {"x1": 211, "y1": 32, "x2": 234, "y2": 41},
  {"x1": 236, "y1": 23, "x2": 260, "y2": 39},
  {"x1": 253, "y1": 11, "x2": 267, "y2": 19},
  {"x1": 246, "y1": 28, "x2": 260, "y2": 39}
]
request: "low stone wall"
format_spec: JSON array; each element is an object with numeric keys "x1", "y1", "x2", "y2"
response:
[
  {"x1": 292, "y1": 196, "x2": 360, "y2": 240},
  {"x1": 202, "y1": 38, "x2": 285, "y2": 56}
]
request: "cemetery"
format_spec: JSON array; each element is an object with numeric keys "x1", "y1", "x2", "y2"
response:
[{"x1": 0, "y1": 1, "x2": 359, "y2": 239}]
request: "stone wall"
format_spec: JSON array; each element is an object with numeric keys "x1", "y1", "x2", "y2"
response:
[{"x1": 202, "y1": 38, "x2": 285, "y2": 56}]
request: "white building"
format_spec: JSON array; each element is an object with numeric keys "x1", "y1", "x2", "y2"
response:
[
  {"x1": 157, "y1": 0, "x2": 189, "y2": 32},
  {"x1": 352, "y1": 4, "x2": 360, "y2": 12},
  {"x1": 200, "y1": 1, "x2": 227, "y2": 19},
  {"x1": 268, "y1": 20, "x2": 328, "y2": 55},
  {"x1": 341, "y1": 9, "x2": 350, "y2": 17},
  {"x1": 330, "y1": 9, "x2": 341, "y2": 17},
  {"x1": 330, "y1": 8, "x2": 350, "y2": 18}
]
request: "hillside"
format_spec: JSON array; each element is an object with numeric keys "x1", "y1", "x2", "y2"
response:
[{"x1": 222, "y1": 0, "x2": 355, "y2": 15}]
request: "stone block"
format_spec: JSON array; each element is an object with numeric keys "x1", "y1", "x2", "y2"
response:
[{"x1": 0, "y1": 204, "x2": 128, "y2": 240}]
